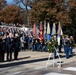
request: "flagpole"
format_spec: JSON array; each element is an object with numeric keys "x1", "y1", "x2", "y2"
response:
[{"x1": 47, "y1": 22, "x2": 50, "y2": 42}]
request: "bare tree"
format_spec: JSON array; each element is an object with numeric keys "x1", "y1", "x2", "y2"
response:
[{"x1": 13, "y1": 0, "x2": 34, "y2": 25}]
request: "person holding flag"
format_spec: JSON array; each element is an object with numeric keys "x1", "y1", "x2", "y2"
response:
[
  {"x1": 39, "y1": 21, "x2": 43, "y2": 51},
  {"x1": 57, "y1": 22, "x2": 63, "y2": 53}
]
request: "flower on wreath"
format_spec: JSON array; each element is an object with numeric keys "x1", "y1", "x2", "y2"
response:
[{"x1": 47, "y1": 37, "x2": 58, "y2": 53}]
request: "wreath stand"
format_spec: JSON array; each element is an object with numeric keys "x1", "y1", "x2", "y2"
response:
[{"x1": 46, "y1": 48, "x2": 61, "y2": 68}]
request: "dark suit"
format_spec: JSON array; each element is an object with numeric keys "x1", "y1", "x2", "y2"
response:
[
  {"x1": 6, "y1": 37, "x2": 13, "y2": 61},
  {"x1": 0, "y1": 38, "x2": 3, "y2": 62},
  {"x1": 1, "y1": 38, "x2": 6, "y2": 61},
  {"x1": 14, "y1": 37, "x2": 20, "y2": 60}
]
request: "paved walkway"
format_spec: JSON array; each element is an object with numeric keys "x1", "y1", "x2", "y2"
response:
[
  {"x1": 0, "y1": 48, "x2": 76, "y2": 75},
  {"x1": 0, "y1": 48, "x2": 76, "y2": 66}
]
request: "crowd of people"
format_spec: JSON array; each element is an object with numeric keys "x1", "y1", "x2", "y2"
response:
[
  {"x1": 63, "y1": 35, "x2": 74, "y2": 58},
  {"x1": 0, "y1": 27, "x2": 31, "y2": 62},
  {"x1": 0, "y1": 26, "x2": 48, "y2": 62},
  {"x1": 56, "y1": 34, "x2": 74, "y2": 59},
  {"x1": 0, "y1": 26, "x2": 75, "y2": 62},
  {"x1": 46, "y1": 35, "x2": 74, "y2": 59}
]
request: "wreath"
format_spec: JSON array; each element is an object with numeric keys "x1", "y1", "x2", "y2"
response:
[{"x1": 47, "y1": 37, "x2": 58, "y2": 53}]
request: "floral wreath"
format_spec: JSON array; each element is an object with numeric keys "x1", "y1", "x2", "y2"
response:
[{"x1": 47, "y1": 36, "x2": 58, "y2": 53}]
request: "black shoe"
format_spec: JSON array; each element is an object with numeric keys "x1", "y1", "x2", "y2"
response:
[{"x1": 14, "y1": 58, "x2": 18, "y2": 60}]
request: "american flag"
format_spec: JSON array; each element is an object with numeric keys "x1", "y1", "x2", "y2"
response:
[{"x1": 32, "y1": 23, "x2": 39, "y2": 38}]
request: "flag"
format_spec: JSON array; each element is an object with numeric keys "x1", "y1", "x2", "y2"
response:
[
  {"x1": 47, "y1": 22, "x2": 50, "y2": 42},
  {"x1": 36, "y1": 24, "x2": 39, "y2": 38},
  {"x1": 39, "y1": 21, "x2": 43, "y2": 42},
  {"x1": 47, "y1": 22, "x2": 50, "y2": 34},
  {"x1": 40, "y1": 21, "x2": 43, "y2": 30},
  {"x1": 44, "y1": 21, "x2": 46, "y2": 34},
  {"x1": 57, "y1": 22, "x2": 63, "y2": 35},
  {"x1": 57, "y1": 35, "x2": 60, "y2": 45},
  {"x1": 52, "y1": 23, "x2": 56, "y2": 35},
  {"x1": 32, "y1": 23, "x2": 36, "y2": 37},
  {"x1": 44, "y1": 21, "x2": 47, "y2": 39}
]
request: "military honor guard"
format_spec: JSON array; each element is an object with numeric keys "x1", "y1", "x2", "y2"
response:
[
  {"x1": 39, "y1": 37, "x2": 43, "y2": 51},
  {"x1": 42, "y1": 38, "x2": 47, "y2": 52},
  {"x1": 32, "y1": 37, "x2": 35, "y2": 51}
]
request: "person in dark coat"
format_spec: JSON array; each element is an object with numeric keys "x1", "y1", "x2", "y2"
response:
[
  {"x1": 59, "y1": 36, "x2": 62, "y2": 53},
  {"x1": 35, "y1": 38, "x2": 39, "y2": 51},
  {"x1": 6, "y1": 33, "x2": 13, "y2": 61},
  {"x1": 42, "y1": 38, "x2": 47, "y2": 52},
  {"x1": 25, "y1": 34, "x2": 29, "y2": 49},
  {"x1": 14, "y1": 33, "x2": 20, "y2": 60},
  {"x1": 57, "y1": 35, "x2": 62, "y2": 53},
  {"x1": 69, "y1": 36, "x2": 74, "y2": 56},
  {"x1": 28, "y1": 36, "x2": 32, "y2": 50},
  {"x1": 65, "y1": 35, "x2": 70, "y2": 59},
  {"x1": 1, "y1": 34, "x2": 6, "y2": 62},
  {"x1": 32, "y1": 37, "x2": 35, "y2": 51},
  {"x1": 0, "y1": 36, "x2": 3, "y2": 62}
]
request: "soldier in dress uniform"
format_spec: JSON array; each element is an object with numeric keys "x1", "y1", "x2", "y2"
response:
[
  {"x1": 39, "y1": 37, "x2": 43, "y2": 51},
  {"x1": 42, "y1": 38, "x2": 47, "y2": 52},
  {"x1": 32, "y1": 37, "x2": 35, "y2": 51},
  {"x1": 28, "y1": 35, "x2": 32, "y2": 50},
  {"x1": 63, "y1": 35, "x2": 67, "y2": 53},
  {"x1": 37, "y1": 38, "x2": 40, "y2": 51},
  {"x1": 53, "y1": 35, "x2": 57, "y2": 58},
  {"x1": 35, "y1": 37, "x2": 39, "y2": 51},
  {"x1": 25, "y1": 34, "x2": 29, "y2": 49},
  {"x1": 57, "y1": 35, "x2": 62, "y2": 53}
]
